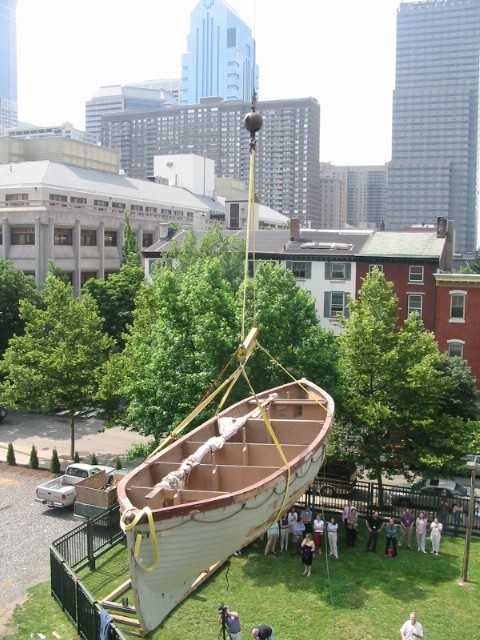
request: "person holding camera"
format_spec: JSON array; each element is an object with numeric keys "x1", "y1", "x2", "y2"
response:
[{"x1": 218, "y1": 605, "x2": 242, "y2": 640}]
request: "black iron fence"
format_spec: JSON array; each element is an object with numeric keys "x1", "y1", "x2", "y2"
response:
[{"x1": 50, "y1": 503, "x2": 127, "y2": 640}]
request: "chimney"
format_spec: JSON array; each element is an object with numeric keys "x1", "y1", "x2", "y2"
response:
[
  {"x1": 437, "y1": 216, "x2": 447, "y2": 238},
  {"x1": 290, "y1": 218, "x2": 300, "y2": 241}
]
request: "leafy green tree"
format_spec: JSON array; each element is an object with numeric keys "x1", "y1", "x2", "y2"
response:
[
  {"x1": 0, "y1": 259, "x2": 41, "y2": 357},
  {"x1": 336, "y1": 268, "x2": 451, "y2": 492},
  {"x1": 100, "y1": 233, "x2": 339, "y2": 442},
  {"x1": 82, "y1": 255, "x2": 145, "y2": 349},
  {"x1": 437, "y1": 356, "x2": 479, "y2": 421},
  {"x1": 122, "y1": 211, "x2": 141, "y2": 266},
  {"x1": 0, "y1": 272, "x2": 112, "y2": 459}
]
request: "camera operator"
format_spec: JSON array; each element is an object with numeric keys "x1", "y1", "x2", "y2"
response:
[{"x1": 218, "y1": 604, "x2": 242, "y2": 640}]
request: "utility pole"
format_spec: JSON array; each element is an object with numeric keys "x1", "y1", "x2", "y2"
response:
[{"x1": 460, "y1": 456, "x2": 479, "y2": 584}]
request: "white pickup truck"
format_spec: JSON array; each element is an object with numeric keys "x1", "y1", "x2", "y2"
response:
[{"x1": 35, "y1": 463, "x2": 115, "y2": 508}]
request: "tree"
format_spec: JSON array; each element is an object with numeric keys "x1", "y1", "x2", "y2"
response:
[
  {"x1": 122, "y1": 211, "x2": 141, "y2": 266},
  {"x1": 437, "y1": 356, "x2": 479, "y2": 421},
  {"x1": 336, "y1": 268, "x2": 451, "y2": 492},
  {"x1": 100, "y1": 230, "x2": 340, "y2": 441},
  {"x1": 50, "y1": 448, "x2": 61, "y2": 473},
  {"x1": 0, "y1": 271, "x2": 113, "y2": 459},
  {"x1": 0, "y1": 259, "x2": 41, "y2": 358},
  {"x1": 29, "y1": 444, "x2": 39, "y2": 469},
  {"x1": 82, "y1": 254, "x2": 145, "y2": 349}
]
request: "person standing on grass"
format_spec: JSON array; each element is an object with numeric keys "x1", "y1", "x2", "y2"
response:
[
  {"x1": 342, "y1": 500, "x2": 354, "y2": 538},
  {"x1": 452, "y1": 501, "x2": 463, "y2": 536},
  {"x1": 430, "y1": 516, "x2": 443, "y2": 555},
  {"x1": 264, "y1": 521, "x2": 279, "y2": 556},
  {"x1": 365, "y1": 511, "x2": 384, "y2": 552},
  {"x1": 327, "y1": 516, "x2": 339, "y2": 558},
  {"x1": 287, "y1": 506, "x2": 298, "y2": 547},
  {"x1": 290, "y1": 518, "x2": 305, "y2": 555},
  {"x1": 218, "y1": 606, "x2": 242, "y2": 640},
  {"x1": 279, "y1": 511, "x2": 290, "y2": 552},
  {"x1": 300, "y1": 504, "x2": 313, "y2": 535},
  {"x1": 313, "y1": 512, "x2": 324, "y2": 554},
  {"x1": 346, "y1": 507, "x2": 359, "y2": 547},
  {"x1": 300, "y1": 532, "x2": 315, "y2": 576},
  {"x1": 385, "y1": 517, "x2": 398, "y2": 557},
  {"x1": 399, "y1": 508, "x2": 415, "y2": 549},
  {"x1": 400, "y1": 612, "x2": 423, "y2": 639},
  {"x1": 415, "y1": 511, "x2": 428, "y2": 553}
]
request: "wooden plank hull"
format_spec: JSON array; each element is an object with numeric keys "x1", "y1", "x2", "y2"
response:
[{"x1": 118, "y1": 378, "x2": 334, "y2": 633}]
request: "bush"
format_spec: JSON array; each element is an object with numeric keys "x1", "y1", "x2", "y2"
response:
[
  {"x1": 6, "y1": 442, "x2": 16, "y2": 466},
  {"x1": 115, "y1": 457, "x2": 123, "y2": 470},
  {"x1": 73, "y1": 452, "x2": 80, "y2": 463},
  {"x1": 50, "y1": 448, "x2": 61, "y2": 473},
  {"x1": 91, "y1": 453, "x2": 98, "y2": 465},
  {"x1": 29, "y1": 445, "x2": 39, "y2": 469},
  {"x1": 125, "y1": 441, "x2": 156, "y2": 461}
]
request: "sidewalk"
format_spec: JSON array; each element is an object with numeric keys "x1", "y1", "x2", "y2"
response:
[{"x1": 0, "y1": 409, "x2": 151, "y2": 469}]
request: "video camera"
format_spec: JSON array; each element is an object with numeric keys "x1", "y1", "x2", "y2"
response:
[{"x1": 218, "y1": 604, "x2": 228, "y2": 614}]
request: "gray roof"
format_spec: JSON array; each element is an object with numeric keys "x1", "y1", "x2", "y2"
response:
[
  {"x1": 358, "y1": 231, "x2": 444, "y2": 259},
  {"x1": 0, "y1": 161, "x2": 213, "y2": 211}
]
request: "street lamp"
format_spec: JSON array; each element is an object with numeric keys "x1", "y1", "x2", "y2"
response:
[{"x1": 460, "y1": 455, "x2": 479, "y2": 584}]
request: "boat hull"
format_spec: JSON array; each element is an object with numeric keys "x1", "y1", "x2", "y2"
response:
[{"x1": 118, "y1": 378, "x2": 334, "y2": 633}]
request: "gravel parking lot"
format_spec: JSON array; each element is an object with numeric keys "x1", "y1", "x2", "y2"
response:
[{"x1": 0, "y1": 463, "x2": 78, "y2": 634}]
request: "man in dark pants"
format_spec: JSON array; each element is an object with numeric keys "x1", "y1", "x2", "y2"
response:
[
  {"x1": 365, "y1": 511, "x2": 384, "y2": 552},
  {"x1": 251, "y1": 624, "x2": 274, "y2": 639},
  {"x1": 218, "y1": 606, "x2": 242, "y2": 640}
]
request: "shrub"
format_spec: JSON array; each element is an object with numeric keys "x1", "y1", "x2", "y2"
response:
[
  {"x1": 29, "y1": 445, "x2": 39, "y2": 469},
  {"x1": 73, "y1": 452, "x2": 80, "y2": 463},
  {"x1": 91, "y1": 453, "x2": 98, "y2": 465},
  {"x1": 115, "y1": 457, "x2": 123, "y2": 470},
  {"x1": 6, "y1": 442, "x2": 16, "y2": 466},
  {"x1": 50, "y1": 448, "x2": 61, "y2": 473}
]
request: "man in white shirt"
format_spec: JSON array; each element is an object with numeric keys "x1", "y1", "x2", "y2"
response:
[{"x1": 400, "y1": 612, "x2": 423, "y2": 640}]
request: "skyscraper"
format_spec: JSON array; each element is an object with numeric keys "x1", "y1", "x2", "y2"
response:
[
  {"x1": 387, "y1": 0, "x2": 480, "y2": 254},
  {"x1": 0, "y1": 0, "x2": 17, "y2": 129},
  {"x1": 180, "y1": 0, "x2": 259, "y2": 105}
]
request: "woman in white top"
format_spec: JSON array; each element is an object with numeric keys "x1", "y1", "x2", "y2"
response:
[
  {"x1": 313, "y1": 512, "x2": 324, "y2": 555},
  {"x1": 430, "y1": 516, "x2": 443, "y2": 555},
  {"x1": 287, "y1": 507, "x2": 298, "y2": 548},
  {"x1": 327, "y1": 516, "x2": 339, "y2": 558},
  {"x1": 416, "y1": 511, "x2": 428, "y2": 553}
]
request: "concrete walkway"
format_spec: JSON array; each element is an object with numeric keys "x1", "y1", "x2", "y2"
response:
[{"x1": 0, "y1": 409, "x2": 151, "y2": 469}]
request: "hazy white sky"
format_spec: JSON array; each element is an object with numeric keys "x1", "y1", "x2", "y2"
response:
[{"x1": 16, "y1": 0, "x2": 400, "y2": 166}]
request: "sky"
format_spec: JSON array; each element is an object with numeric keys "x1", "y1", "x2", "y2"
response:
[{"x1": 16, "y1": 0, "x2": 400, "y2": 166}]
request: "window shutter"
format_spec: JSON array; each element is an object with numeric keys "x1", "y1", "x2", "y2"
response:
[
  {"x1": 324, "y1": 292, "x2": 331, "y2": 318},
  {"x1": 325, "y1": 262, "x2": 331, "y2": 279},
  {"x1": 345, "y1": 263, "x2": 351, "y2": 280},
  {"x1": 344, "y1": 294, "x2": 350, "y2": 318}
]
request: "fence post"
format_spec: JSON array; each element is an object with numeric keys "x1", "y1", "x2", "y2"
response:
[{"x1": 87, "y1": 519, "x2": 96, "y2": 571}]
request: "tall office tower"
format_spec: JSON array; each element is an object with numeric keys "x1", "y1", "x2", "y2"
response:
[
  {"x1": 321, "y1": 163, "x2": 387, "y2": 228},
  {"x1": 387, "y1": 0, "x2": 480, "y2": 254},
  {"x1": 0, "y1": 0, "x2": 17, "y2": 129},
  {"x1": 101, "y1": 97, "x2": 320, "y2": 223},
  {"x1": 181, "y1": 0, "x2": 259, "y2": 105},
  {"x1": 85, "y1": 85, "x2": 177, "y2": 142}
]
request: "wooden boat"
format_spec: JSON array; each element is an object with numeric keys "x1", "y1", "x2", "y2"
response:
[{"x1": 116, "y1": 378, "x2": 334, "y2": 634}]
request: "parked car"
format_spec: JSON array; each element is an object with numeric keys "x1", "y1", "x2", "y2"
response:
[
  {"x1": 312, "y1": 459, "x2": 357, "y2": 497},
  {"x1": 0, "y1": 407, "x2": 7, "y2": 422},
  {"x1": 390, "y1": 478, "x2": 470, "y2": 510},
  {"x1": 459, "y1": 455, "x2": 480, "y2": 477}
]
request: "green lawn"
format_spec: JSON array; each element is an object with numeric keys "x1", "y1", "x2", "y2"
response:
[{"x1": 4, "y1": 530, "x2": 480, "y2": 639}]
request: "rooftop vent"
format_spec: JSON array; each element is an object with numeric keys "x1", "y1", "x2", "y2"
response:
[{"x1": 300, "y1": 242, "x2": 353, "y2": 251}]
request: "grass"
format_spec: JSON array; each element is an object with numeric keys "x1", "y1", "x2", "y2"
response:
[{"x1": 4, "y1": 530, "x2": 480, "y2": 640}]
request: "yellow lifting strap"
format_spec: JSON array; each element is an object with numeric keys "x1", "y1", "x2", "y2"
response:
[{"x1": 120, "y1": 506, "x2": 159, "y2": 573}]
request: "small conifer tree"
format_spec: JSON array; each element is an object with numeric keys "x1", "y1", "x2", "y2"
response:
[
  {"x1": 6, "y1": 442, "x2": 16, "y2": 466},
  {"x1": 29, "y1": 444, "x2": 39, "y2": 469},
  {"x1": 115, "y1": 457, "x2": 122, "y2": 470},
  {"x1": 91, "y1": 453, "x2": 98, "y2": 465},
  {"x1": 50, "y1": 448, "x2": 61, "y2": 473},
  {"x1": 73, "y1": 452, "x2": 80, "y2": 463}
]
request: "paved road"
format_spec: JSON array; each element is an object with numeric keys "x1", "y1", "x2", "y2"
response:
[{"x1": 0, "y1": 410, "x2": 151, "y2": 634}]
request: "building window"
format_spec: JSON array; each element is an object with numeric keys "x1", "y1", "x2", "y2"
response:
[
  {"x1": 104, "y1": 231, "x2": 118, "y2": 247},
  {"x1": 450, "y1": 292, "x2": 466, "y2": 321},
  {"x1": 59, "y1": 272, "x2": 73, "y2": 285},
  {"x1": 408, "y1": 265, "x2": 424, "y2": 283},
  {"x1": 145, "y1": 206, "x2": 157, "y2": 213},
  {"x1": 5, "y1": 193, "x2": 28, "y2": 205},
  {"x1": 49, "y1": 194, "x2": 68, "y2": 205},
  {"x1": 447, "y1": 341, "x2": 464, "y2": 358},
  {"x1": 11, "y1": 226, "x2": 35, "y2": 245},
  {"x1": 286, "y1": 261, "x2": 311, "y2": 279},
  {"x1": 111, "y1": 202, "x2": 126, "y2": 210},
  {"x1": 81, "y1": 271, "x2": 97, "y2": 285},
  {"x1": 161, "y1": 208, "x2": 172, "y2": 215},
  {"x1": 325, "y1": 262, "x2": 351, "y2": 280},
  {"x1": 54, "y1": 228, "x2": 73, "y2": 245},
  {"x1": 407, "y1": 294, "x2": 423, "y2": 319},
  {"x1": 368, "y1": 264, "x2": 383, "y2": 274},
  {"x1": 81, "y1": 230, "x2": 97, "y2": 246},
  {"x1": 324, "y1": 291, "x2": 349, "y2": 318},
  {"x1": 70, "y1": 196, "x2": 87, "y2": 206},
  {"x1": 131, "y1": 204, "x2": 144, "y2": 212},
  {"x1": 142, "y1": 233, "x2": 153, "y2": 247},
  {"x1": 94, "y1": 199, "x2": 109, "y2": 209}
]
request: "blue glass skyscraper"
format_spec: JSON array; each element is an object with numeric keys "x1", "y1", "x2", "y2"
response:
[
  {"x1": 387, "y1": 0, "x2": 480, "y2": 254},
  {"x1": 180, "y1": 0, "x2": 259, "y2": 105},
  {"x1": 0, "y1": 0, "x2": 17, "y2": 128}
]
